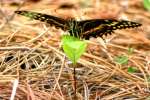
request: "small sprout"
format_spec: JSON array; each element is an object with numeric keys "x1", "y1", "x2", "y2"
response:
[
  {"x1": 128, "y1": 47, "x2": 134, "y2": 55},
  {"x1": 127, "y1": 66, "x2": 137, "y2": 73},
  {"x1": 147, "y1": 76, "x2": 150, "y2": 82},
  {"x1": 114, "y1": 55, "x2": 128, "y2": 65},
  {"x1": 62, "y1": 35, "x2": 87, "y2": 64}
]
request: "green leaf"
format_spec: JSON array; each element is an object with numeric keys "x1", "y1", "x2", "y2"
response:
[
  {"x1": 147, "y1": 76, "x2": 150, "y2": 82},
  {"x1": 127, "y1": 66, "x2": 137, "y2": 73},
  {"x1": 62, "y1": 35, "x2": 80, "y2": 44},
  {"x1": 114, "y1": 55, "x2": 128, "y2": 65},
  {"x1": 143, "y1": 0, "x2": 150, "y2": 11},
  {"x1": 128, "y1": 47, "x2": 134, "y2": 55},
  {"x1": 62, "y1": 35, "x2": 87, "y2": 64}
]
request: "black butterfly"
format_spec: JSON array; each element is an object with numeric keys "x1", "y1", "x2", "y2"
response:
[{"x1": 15, "y1": 10, "x2": 142, "y2": 39}]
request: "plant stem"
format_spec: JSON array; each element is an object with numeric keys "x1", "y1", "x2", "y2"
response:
[{"x1": 73, "y1": 64, "x2": 77, "y2": 99}]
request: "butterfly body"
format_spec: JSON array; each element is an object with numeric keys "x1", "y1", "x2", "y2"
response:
[{"x1": 15, "y1": 10, "x2": 142, "y2": 39}]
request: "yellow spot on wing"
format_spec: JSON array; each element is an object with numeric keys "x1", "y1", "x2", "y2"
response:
[
  {"x1": 120, "y1": 25, "x2": 124, "y2": 27},
  {"x1": 113, "y1": 27, "x2": 116, "y2": 29},
  {"x1": 117, "y1": 26, "x2": 121, "y2": 28}
]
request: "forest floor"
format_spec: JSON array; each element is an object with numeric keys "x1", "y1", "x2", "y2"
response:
[{"x1": 0, "y1": 0, "x2": 150, "y2": 100}]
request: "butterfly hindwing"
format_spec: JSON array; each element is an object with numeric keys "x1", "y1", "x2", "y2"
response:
[{"x1": 78, "y1": 19, "x2": 115, "y2": 32}]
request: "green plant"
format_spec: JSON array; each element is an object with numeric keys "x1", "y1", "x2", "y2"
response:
[
  {"x1": 147, "y1": 76, "x2": 150, "y2": 82},
  {"x1": 143, "y1": 0, "x2": 150, "y2": 11},
  {"x1": 128, "y1": 47, "x2": 134, "y2": 55},
  {"x1": 62, "y1": 35, "x2": 87, "y2": 99},
  {"x1": 114, "y1": 55, "x2": 128, "y2": 65},
  {"x1": 127, "y1": 66, "x2": 137, "y2": 73},
  {"x1": 62, "y1": 35, "x2": 87, "y2": 64}
]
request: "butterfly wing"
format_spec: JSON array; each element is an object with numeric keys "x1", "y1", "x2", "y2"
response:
[
  {"x1": 15, "y1": 10, "x2": 68, "y2": 30},
  {"x1": 78, "y1": 19, "x2": 142, "y2": 39},
  {"x1": 15, "y1": 11, "x2": 142, "y2": 39},
  {"x1": 78, "y1": 19, "x2": 115, "y2": 32}
]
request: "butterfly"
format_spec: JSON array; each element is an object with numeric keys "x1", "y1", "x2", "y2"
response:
[{"x1": 15, "y1": 10, "x2": 142, "y2": 39}]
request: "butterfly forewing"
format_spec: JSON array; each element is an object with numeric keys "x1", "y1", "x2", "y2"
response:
[
  {"x1": 78, "y1": 19, "x2": 142, "y2": 39},
  {"x1": 15, "y1": 10, "x2": 68, "y2": 30},
  {"x1": 109, "y1": 20, "x2": 142, "y2": 30}
]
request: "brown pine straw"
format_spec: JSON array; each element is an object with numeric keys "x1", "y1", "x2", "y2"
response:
[{"x1": 0, "y1": 0, "x2": 150, "y2": 100}]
